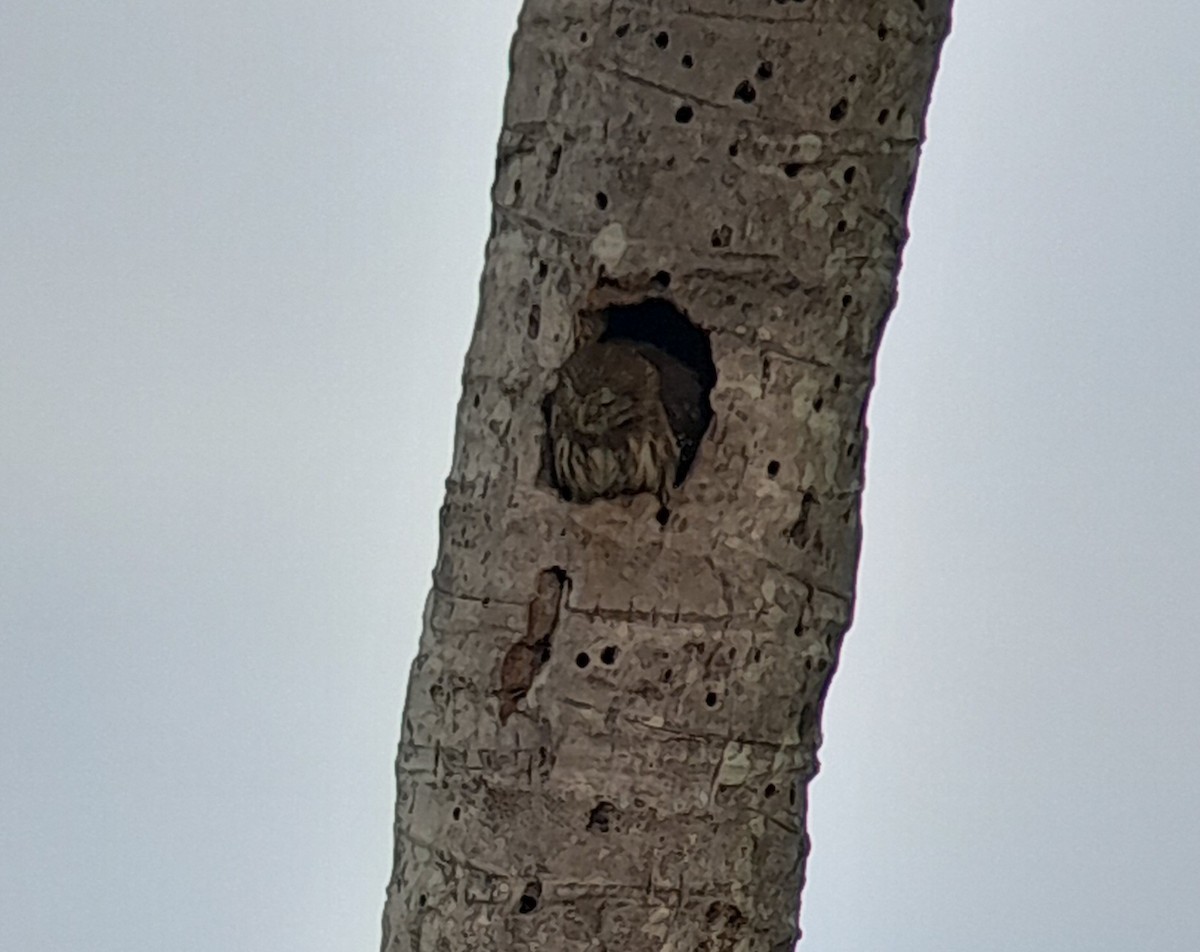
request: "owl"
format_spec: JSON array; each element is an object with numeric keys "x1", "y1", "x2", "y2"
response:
[{"x1": 545, "y1": 337, "x2": 708, "y2": 504}]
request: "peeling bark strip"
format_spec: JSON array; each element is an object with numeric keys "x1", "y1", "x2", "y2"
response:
[
  {"x1": 497, "y1": 567, "x2": 570, "y2": 722},
  {"x1": 383, "y1": 2, "x2": 951, "y2": 950}
]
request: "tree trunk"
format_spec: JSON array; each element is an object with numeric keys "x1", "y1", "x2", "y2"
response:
[{"x1": 382, "y1": 1, "x2": 951, "y2": 949}]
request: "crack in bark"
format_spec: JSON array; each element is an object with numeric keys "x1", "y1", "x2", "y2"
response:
[
  {"x1": 431, "y1": 584, "x2": 529, "y2": 611},
  {"x1": 756, "y1": 343, "x2": 870, "y2": 383},
  {"x1": 564, "y1": 604, "x2": 768, "y2": 626},
  {"x1": 595, "y1": 63, "x2": 729, "y2": 111},
  {"x1": 491, "y1": 204, "x2": 805, "y2": 270},
  {"x1": 677, "y1": 9, "x2": 815, "y2": 25},
  {"x1": 622, "y1": 715, "x2": 816, "y2": 756}
]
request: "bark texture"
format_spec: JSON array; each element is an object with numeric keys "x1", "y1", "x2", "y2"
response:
[{"x1": 383, "y1": 1, "x2": 951, "y2": 948}]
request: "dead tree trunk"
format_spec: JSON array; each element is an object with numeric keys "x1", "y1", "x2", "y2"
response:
[{"x1": 382, "y1": 1, "x2": 951, "y2": 948}]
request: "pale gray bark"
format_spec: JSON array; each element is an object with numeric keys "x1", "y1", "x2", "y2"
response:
[{"x1": 383, "y1": 1, "x2": 951, "y2": 948}]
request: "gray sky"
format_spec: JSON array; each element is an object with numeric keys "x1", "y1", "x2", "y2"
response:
[{"x1": 2, "y1": 2, "x2": 1198, "y2": 950}]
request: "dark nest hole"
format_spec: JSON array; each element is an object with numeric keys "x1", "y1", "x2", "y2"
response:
[
  {"x1": 597, "y1": 298, "x2": 717, "y2": 397},
  {"x1": 598, "y1": 299, "x2": 716, "y2": 491}
]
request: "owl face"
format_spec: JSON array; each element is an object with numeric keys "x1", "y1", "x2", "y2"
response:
[{"x1": 571, "y1": 385, "x2": 637, "y2": 436}]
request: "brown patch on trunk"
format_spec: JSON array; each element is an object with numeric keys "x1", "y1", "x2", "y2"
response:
[{"x1": 497, "y1": 567, "x2": 569, "y2": 723}]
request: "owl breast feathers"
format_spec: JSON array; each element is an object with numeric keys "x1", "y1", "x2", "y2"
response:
[{"x1": 546, "y1": 338, "x2": 708, "y2": 503}]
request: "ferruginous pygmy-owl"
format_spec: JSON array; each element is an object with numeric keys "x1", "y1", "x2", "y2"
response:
[{"x1": 546, "y1": 337, "x2": 708, "y2": 504}]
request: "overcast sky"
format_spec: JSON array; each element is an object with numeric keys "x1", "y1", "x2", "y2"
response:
[{"x1": 3, "y1": 2, "x2": 1199, "y2": 951}]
